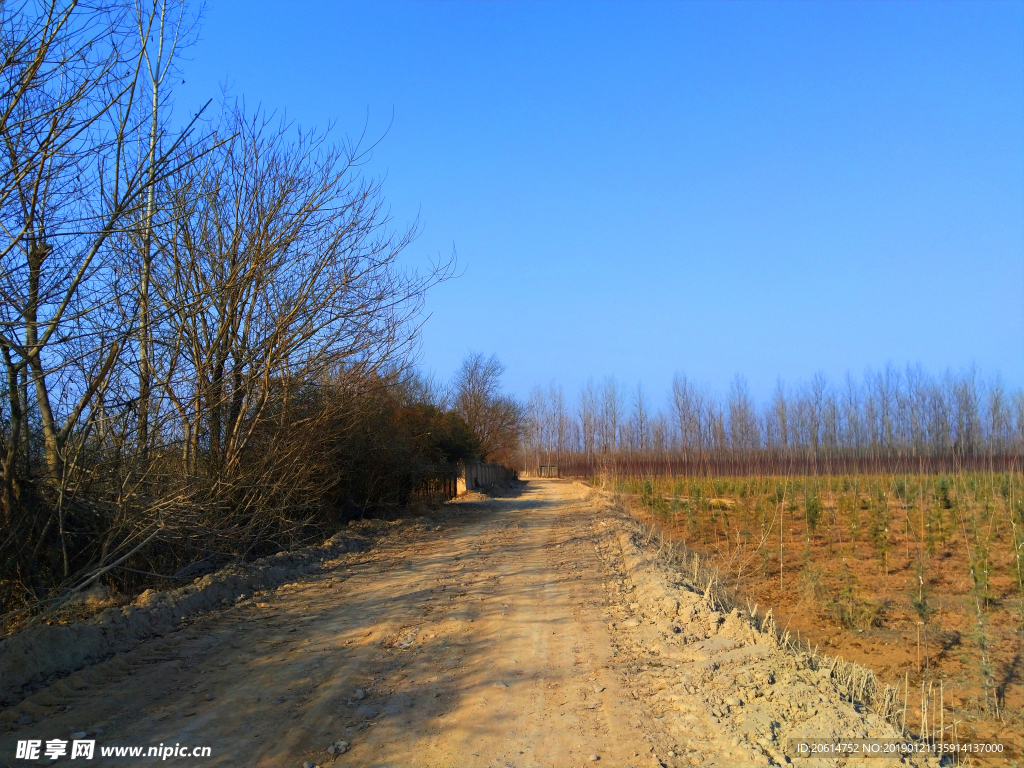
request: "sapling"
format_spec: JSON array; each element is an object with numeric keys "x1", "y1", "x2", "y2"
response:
[
  {"x1": 937, "y1": 476, "x2": 953, "y2": 511},
  {"x1": 910, "y1": 557, "x2": 935, "y2": 636},
  {"x1": 641, "y1": 477, "x2": 654, "y2": 509},
  {"x1": 684, "y1": 498, "x2": 697, "y2": 540},
  {"x1": 800, "y1": 564, "x2": 825, "y2": 604},
  {"x1": 955, "y1": 473, "x2": 996, "y2": 712},
  {"x1": 870, "y1": 485, "x2": 892, "y2": 575},
  {"x1": 843, "y1": 492, "x2": 862, "y2": 544},
  {"x1": 1007, "y1": 485, "x2": 1024, "y2": 626},
  {"x1": 968, "y1": 597, "x2": 995, "y2": 713},
  {"x1": 805, "y1": 488, "x2": 823, "y2": 535},
  {"x1": 827, "y1": 559, "x2": 880, "y2": 630},
  {"x1": 756, "y1": 498, "x2": 771, "y2": 577},
  {"x1": 797, "y1": 484, "x2": 817, "y2": 562},
  {"x1": 778, "y1": 477, "x2": 789, "y2": 593}
]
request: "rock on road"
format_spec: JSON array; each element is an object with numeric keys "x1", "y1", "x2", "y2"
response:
[{"x1": 1, "y1": 480, "x2": 926, "y2": 768}]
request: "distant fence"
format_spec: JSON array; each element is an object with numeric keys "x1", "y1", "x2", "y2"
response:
[
  {"x1": 409, "y1": 461, "x2": 516, "y2": 502},
  {"x1": 409, "y1": 474, "x2": 460, "y2": 502},
  {"x1": 458, "y1": 461, "x2": 516, "y2": 492},
  {"x1": 530, "y1": 453, "x2": 1022, "y2": 479}
]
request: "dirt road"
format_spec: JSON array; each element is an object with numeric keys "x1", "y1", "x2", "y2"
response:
[{"x1": 2, "y1": 481, "x2": 927, "y2": 768}]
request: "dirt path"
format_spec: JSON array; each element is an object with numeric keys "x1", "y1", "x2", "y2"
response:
[
  {"x1": 1, "y1": 481, "x2": 933, "y2": 768},
  {"x1": 2, "y1": 482, "x2": 647, "y2": 767}
]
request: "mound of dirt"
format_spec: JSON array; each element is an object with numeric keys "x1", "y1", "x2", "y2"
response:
[{"x1": 0, "y1": 530, "x2": 370, "y2": 705}]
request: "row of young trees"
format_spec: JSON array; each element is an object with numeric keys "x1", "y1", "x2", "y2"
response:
[
  {"x1": 0, "y1": 1, "x2": 525, "y2": 622},
  {"x1": 521, "y1": 365, "x2": 1023, "y2": 472}
]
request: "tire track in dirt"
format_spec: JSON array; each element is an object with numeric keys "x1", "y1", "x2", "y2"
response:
[{"x1": 315, "y1": 485, "x2": 645, "y2": 768}]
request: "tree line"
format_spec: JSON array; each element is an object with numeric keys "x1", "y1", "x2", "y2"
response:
[
  {"x1": 0, "y1": 1, "x2": 522, "y2": 624},
  {"x1": 521, "y1": 365, "x2": 1023, "y2": 474}
]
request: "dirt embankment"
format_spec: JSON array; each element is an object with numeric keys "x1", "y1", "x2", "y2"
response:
[
  {"x1": 0, "y1": 532, "x2": 372, "y2": 707},
  {"x1": 1, "y1": 480, "x2": 941, "y2": 767}
]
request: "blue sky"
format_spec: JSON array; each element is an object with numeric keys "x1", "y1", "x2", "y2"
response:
[{"x1": 173, "y1": 1, "x2": 1023, "y2": 406}]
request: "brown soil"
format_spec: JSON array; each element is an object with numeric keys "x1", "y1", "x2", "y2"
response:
[
  {"x1": 621, "y1": 493, "x2": 1024, "y2": 767},
  {"x1": 0, "y1": 481, "x2": 948, "y2": 767}
]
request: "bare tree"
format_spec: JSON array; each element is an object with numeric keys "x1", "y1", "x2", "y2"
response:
[
  {"x1": 630, "y1": 382, "x2": 650, "y2": 453},
  {"x1": 0, "y1": 0, "x2": 214, "y2": 611},
  {"x1": 520, "y1": 364, "x2": 1021, "y2": 479},
  {"x1": 670, "y1": 372, "x2": 704, "y2": 459},
  {"x1": 578, "y1": 377, "x2": 598, "y2": 459},
  {"x1": 727, "y1": 374, "x2": 759, "y2": 453},
  {"x1": 765, "y1": 379, "x2": 788, "y2": 453},
  {"x1": 0, "y1": 4, "x2": 460, "y2": 620},
  {"x1": 1, "y1": 0, "x2": 132, "y2": 499},
  {"x1": 598, "y1": 376, "x2": 622, "y2": 454},
  {"x1": 128, "y1": 0, "x2": 201, "y2": 453},
  {"x1": 841, "y1": 371, "x2": 864, "y2": 455},
  {"x1": 453, "y1": 352, "x2": 523, "y2": 464},
  {"x1": 548, "y1": 382, "x2": 569, "y2": 465}
]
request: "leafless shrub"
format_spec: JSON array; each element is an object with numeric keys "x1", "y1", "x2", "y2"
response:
[{"x1": 0, "y1": 2, "x2": 461, "y2": 627}]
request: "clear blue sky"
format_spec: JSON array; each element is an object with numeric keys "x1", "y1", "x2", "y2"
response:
[{"x1": 173, "y1": 1, "x2": 1023, "y2": 406}]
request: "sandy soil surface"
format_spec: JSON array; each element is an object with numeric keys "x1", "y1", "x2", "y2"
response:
[{"x1": 1, "y1": 481, "x2": 937, "y2": 768}]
